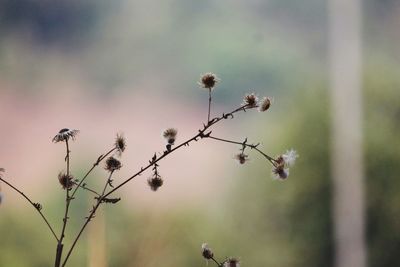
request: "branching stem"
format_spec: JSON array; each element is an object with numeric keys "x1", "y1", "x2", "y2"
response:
[
  {"x1": 0, "y1": 177, "x2": 59, "y2": 241},
  {"x1": 70, "y1": 147, "x2": 116, "y2": 199},
  {"x1": 61, "y1": 171, "x2": 114, "y2": 266},
  {"x1": 55, "y1": 140, "x2": 71, "y2": 267},
  {"x1": 207, "y1": 135, "x2": 277, "y2": 165},
  {"x1": 61, "y1": 103, "x2": 261, "y2": 266}
]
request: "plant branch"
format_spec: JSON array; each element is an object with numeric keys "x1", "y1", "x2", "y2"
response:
[
  {"x1": 105, "y1": 104, "x2": 256, "y2": 198},
  {"x1": 211, "y1": 257, "x2": 223, "y2": 267},
  {"x1": 61, "y1": 171, "x2": 114, "y2": 267},
  {"x1": 207, "y1": 88, "x2": 212, "y2": 123},
  {"x1": 60, "y1": 140, "x2": 71, "y2": 241},
  {"x1": 70, "y1": 147, "x2": 116, "y2": 198},
  {"x1": 0, "y1": 177, "x2": 59, "y2": 242},
  {"x1": 55, "y1": 140, "x2": 72, "y2": 267},
  {"x1": 72, "y1": 182, "x2": 100, "y2": 196},
  {"x1": 62, "y1": 103, "x2": 258, "y2": 265},
  {"x1": 207, "y1": 135, "x2": 277, "y2": 165}
]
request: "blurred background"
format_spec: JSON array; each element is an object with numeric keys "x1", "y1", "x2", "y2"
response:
[{"x1": 0, "y1": 0, "x2": 399, "y2": 266}]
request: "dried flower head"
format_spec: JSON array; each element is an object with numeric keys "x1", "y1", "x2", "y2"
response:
[
  {"x1": 52, "y1": 128, "x2": 79, "y2": 143},
  {"x1": 271, "y1": 150, "x2": 298, "y2": 180},
  {"x1": 243, "y1": 93, "x2": 259, "y2": 107},
  {"x1": 199, "y1": 73, "x2": 220, "y2": 90},
  {"x1": 234, "y1": 153, "x2": 249, "y2": 164},
  {"x1": 272, "y1": 164, "x2": 289, "y2": 180},
  {"x1": 115, "y1": 133, "x2": 126, "y2": 155},
  {"x1": 282, "y1": 149, "x2": 298, "y2": 166},
  {"x1": 259, "y1": 97, "x2": 273, "y2": 112},
  {"x1": 201, "y1": 243, "x2": 214, "y2": 260},
  {"x1": 162, "y1": 128, "x2": 178, "y2": 145},
  {"x1": 105, "y1": 156, "x2": 122, "y2": 172},
  {"x1": 224, "y1": 257, "x2": 240, "y2": 267},
  {"x1": 58, "y1": 172, "x2": 74, "y2": 190},
  {"x1": 148, "y1": 176, "x2": 163, "y2": 191}
]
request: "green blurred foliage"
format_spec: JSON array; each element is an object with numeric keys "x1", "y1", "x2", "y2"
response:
[
  {"x1": 221, "y1": 84, "x2": 333, "y2": 267},
  {"x1": 364, "y1": 60, "x2": 400, "y2": 267}
]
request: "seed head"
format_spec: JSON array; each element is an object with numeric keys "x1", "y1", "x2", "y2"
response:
[
  {"x1": 201, "y1": 243, "x2": 214, "y2": 260},
  {"x1": 272, "y1": 165, "x2": 289, "y2": 180},
  {"x1": 234, "y1": 153, "x2": 249, "y2": 164},
  {"x1": 259, "y1": 97, "x2": 273, "y2": 112},
  {"x1": 148, "y1": 176, "x2": 163, "y2": 191},
  {"x1": 162, "y1": 128, "x2": 178, "y2": 145},
  {"x1": 282, "y1": 149, "x2": 298, "y2": 166},
  {"x1": 115, "y1": 133, "x2": 126, "y2": 156},
  {"x1": 52, "y1": 128, "x2": 79, "y2": 143},
  {"x1": 199, "y1": 73, "x2": 220, "y2": 90},
  {"x1": 224, "y1": 257, "x2": 240, "y2": 267},
  {"x1": 58, "y1": 172, "x2": 74, "y2": 190},
  {"x1": 105, "y1": 156, "x2": 122, "y2": 172},
  {"x1": 243, "y1": 93, "x2": 258, "y2": 107}
]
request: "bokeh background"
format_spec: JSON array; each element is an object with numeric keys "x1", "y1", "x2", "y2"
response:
[{"x1": 0, "y1": 0, "x2": 399, "y2": 266}]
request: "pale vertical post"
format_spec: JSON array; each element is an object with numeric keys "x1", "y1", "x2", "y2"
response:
[{"x1": 329, "y1": 0, "x2": 367, "y2": 267}]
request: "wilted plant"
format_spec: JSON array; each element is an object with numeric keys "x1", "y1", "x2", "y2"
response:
[{"x1": 0, "y1": 73, "x2": 297, "y2": 266}]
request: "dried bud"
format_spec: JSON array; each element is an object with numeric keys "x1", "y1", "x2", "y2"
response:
[
  {"x1": 148, "y1": 176, "x2": 163, "y2": 191},
  {"x1": 243, "y1": 93, "x2": 258, "y2": 107},
  {"x1": 162, "y1": 128, "x2": 178, "y2": 145},
  {"x1": 115, "y1": 133, "x2": 126, "y2": 156},
  {"x1": 258, "y1": 97, "x2": 273, "y2": 112},
  {"x1": 199, "y1": 73, "x2": 220, "y2": 90},
  {"x1": 271, "y1": 149, "x2": 298, "y2": 180},
  {"x1": 224, "y1": 258, "x2": 240, "y2": 267},
  {"x1": 52, "y1": 128, "x2": 79, "y2": 143},
  {"x1": 58, "y1": 172, "x2": 74, "y2": 190},
  {"x1": 201, "y1": 243, "x2": 214, "y2": 260},
  {"x1": 234, "y1": 153, "x2": 249, "y2": 164},
  {"x1": 105, "y1": 156, "x2": 122, "y2": 172},
  {"x1": 272, "y1": 165, "x2": 289, "y2": 180}
]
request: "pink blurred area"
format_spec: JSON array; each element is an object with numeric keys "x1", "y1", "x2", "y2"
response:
[{"x1": 0, "y1": 80, "x2": 242, "y2": 211}]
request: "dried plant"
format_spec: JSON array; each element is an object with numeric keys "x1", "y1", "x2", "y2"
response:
[{"x1": 0, "y1": 73, "x2": 298, "y2": 266}]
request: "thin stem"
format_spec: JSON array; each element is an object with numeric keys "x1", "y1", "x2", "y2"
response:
[
  {"x1": 62, "y1": 104, "x2": 257, "y2": 266},
  {"x1": 207, "y1": 135, "x2": 277, "y2": 164},
  {"x1": 253, "y1": 146, "x2": 278, "y2": 165},
  {"x1": 61, "y1": 171, "x2": 114, "y2": 267},
  {"x1": 0, "y1": 177, "x2": 59, "y2": 242},
  {"x1": 55, "y1": 140, "x2": 72, "y2": 267},
  {"x1": 72, "y1": 182, "x2": 100, "y2": 196},
  {"x1": 101, "y1": 171, "x2": 114, "y2": 196},
  {"x1": 106, "y1": 104, "x2": 257, "y2": 198},
  {"x1": 66, "y1": 140, "x2": 70, "y2": 176},
  {"x1": 62, "y1": 202, "x2": 101, "y2": 267},
  {"x1": 70, "y1": 147, "x2": 116, "y2": 198},
  {"x1": 60, "y1": 141, "x2": 71, "y2": 241},
  {"x1": 207, "y1": 88, "x2": 212, "y2": 123},
  {"x1": 211, "y1": 257, "x2": 223, "y2": 267}
]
